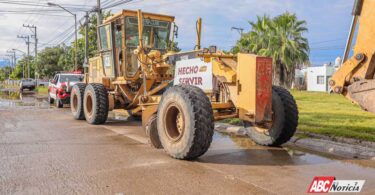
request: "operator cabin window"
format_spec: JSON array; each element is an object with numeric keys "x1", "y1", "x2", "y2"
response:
[
  {"x1": 98, "y1": 24, "x2": 116, "y2": 77},
  {"x1": 99, "y1": 25, "x2": 113, "y2": 69},
  {"x1": 124, "y1": 17, "x2": 171, "y2": 77},
  {"x1": 317, "y1": 76, "x2": 325, "y2": 85}
]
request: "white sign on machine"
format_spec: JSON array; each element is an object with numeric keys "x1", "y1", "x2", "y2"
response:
[{"x1": 174, "y1": 58, "x2": 213, "y2": 91}]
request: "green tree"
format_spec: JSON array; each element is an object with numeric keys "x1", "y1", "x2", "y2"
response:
[
  {"x1": 0, "y1": 66, "x2": 13, "y2": 81},
  {"x1": 9, "y1": 56, "x2": 35, "y2": 79},
  {"x1": 34, "y1": 11, "x2": 112, "y2": 77},
  {"x1": 35, "y1": 46, "x2": 67, "y2": 78},
  {"x1": 72, "y1": 11, "x2": 113, "y2": 70},
  {"x1": 233, "y1": 12, "x2": 309, "y2": 87}
]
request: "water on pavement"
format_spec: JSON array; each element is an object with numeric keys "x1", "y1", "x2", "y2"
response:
[{"x1": 0, "y1": 87, "x2": 375, "y2": 194}]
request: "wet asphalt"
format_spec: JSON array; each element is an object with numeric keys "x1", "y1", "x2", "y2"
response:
[{"x1": 0, "y1": 89, "x2": 375, "y2": 194}]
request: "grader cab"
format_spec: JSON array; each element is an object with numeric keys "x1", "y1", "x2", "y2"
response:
[{"x1": 70, "y1": 10, "x2": 298, "y2": 160}]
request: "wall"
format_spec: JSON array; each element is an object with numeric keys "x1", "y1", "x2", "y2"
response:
[{"x1": 307, "y1": 66, "x2": 335, "y2": 92}]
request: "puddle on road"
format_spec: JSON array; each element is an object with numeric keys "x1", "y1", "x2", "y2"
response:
[
  {"x1": 207, "y1": 133, "x2": 375, "y2": 169},
  {"x1": 105, "y1": 110, "x2": 375, "y2": 170},
  {"x1": 0, "y1": 89, "x2": 49, "y2": 109}
]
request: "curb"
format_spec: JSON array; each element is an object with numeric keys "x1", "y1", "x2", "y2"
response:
[{"x1": 215, "y1": 123, "x2": 375, "y2": 160}]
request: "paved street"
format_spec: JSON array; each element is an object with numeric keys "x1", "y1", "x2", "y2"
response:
[{"x1": 1, "y1": 92, "x2": 375, "y2": 194}]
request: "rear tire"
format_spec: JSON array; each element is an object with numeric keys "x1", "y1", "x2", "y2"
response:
[
  {"x1": 48, "y1": 91, "x2": 54, "y2": 104},
  {"x1": 71, "y1": 83, "x2": 86, "y2": 120},
  {"x1": 83, "y1": 83, "x2": 109, "y2": 124},
  {"x1": 157, "y1": 85, "x2": 214, "y2": 160},
  {"x1": 56, "y1": 95, "x2": 63, "y2": 108},
  {"x1": 245, "y1": 86, "x2": 298, "y2": 146}
]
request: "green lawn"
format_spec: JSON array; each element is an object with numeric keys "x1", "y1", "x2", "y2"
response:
[
  {"x1": 291, "y1": 90, "x2": 375, "y2": 142},
  {"x1": 36, "y1": 86, "x2": 48, "y2": 94}
]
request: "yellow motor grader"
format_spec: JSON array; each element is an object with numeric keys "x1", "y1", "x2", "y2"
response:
[
  {"x1": 330, "y1": 0, "x2": 375, "y2": 114},
  {"x1": 70, "y1": 10, "x2": 298, "y2": 160}
]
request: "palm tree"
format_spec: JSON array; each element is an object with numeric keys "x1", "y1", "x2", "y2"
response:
[{"x1": 233, "y1": 12, "x2": 309, "y2": 87}]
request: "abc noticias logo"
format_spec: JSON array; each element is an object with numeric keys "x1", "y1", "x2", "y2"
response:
[{"x1": 307, "y1": 176, "x2": 365, "y2": 193}]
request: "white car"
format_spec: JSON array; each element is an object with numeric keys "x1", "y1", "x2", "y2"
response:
[
  {"x1": 48, "y1": 73, "x2": 84, "y2": 108},
  {"x1": 20, "y1": 78, "x2": 36, "y2": 92}
]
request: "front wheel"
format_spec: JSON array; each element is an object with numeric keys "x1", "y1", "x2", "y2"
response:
[
  {"x1": 55, "y1": 95, "x2": 63, "y2": 108},
  {"x1": 157, "y1": 85, "x2": 214, "y2": 160},
  {"x1": 48, "y1": 91, "x2": 54, "y2": 104},
  {"x1": 245, "y1": 86, "x2": 298, "y2": 146}
]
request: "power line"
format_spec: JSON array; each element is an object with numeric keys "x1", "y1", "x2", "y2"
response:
[
  {"x1": 310, "y1": 38, "x2": 346, "y2": 45},
  {"x1": 0, "y1": 12, "x2": 72, "y2": 17},
  {"x1": 40, "y1": 24, "x2": 76, "y2": 48},
  {"x1": 0, "y1": 0, "x2": 94, "y2": 10},
  {"x1": 102, "y1": 0, "x2": 134, "y2": 9}
]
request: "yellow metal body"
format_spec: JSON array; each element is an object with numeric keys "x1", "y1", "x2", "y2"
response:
[
  {"x1": 87, "y1": 9, "x2": 273, "y2": 125},
  {"x1": 196, "y1": 18, "x2": 202, "y2": 50},
  {"x1": 330, "y1": 0, "x2": 375, "y2": 92},
  {"x1": 330, "y1": 0, "x2": 375, "y2": 114}
]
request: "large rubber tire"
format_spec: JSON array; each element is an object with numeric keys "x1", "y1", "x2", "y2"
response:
[
  {"x1": 71, "y1": 83, "x2": 87, "y2": 120},
  {"x1": 157, "y1": 85, "x2": 214, "y2": 160},
  {"x1": 83, "y1": 83, "x2": 109, "y2": 124},
  {"x1": 144, "y1": 114, "x2": 163, "y2": 149},
  {"x1": 48, "y1": 91, "x2": 54, "y2": 104},
  {"x1": 245, "y1": 86, "x2": 298, "y2": 146}
]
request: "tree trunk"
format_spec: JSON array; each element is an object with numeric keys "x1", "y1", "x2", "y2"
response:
[
  {"x1": 272, "y1": 60, "x2": 282, "y2": 86},
  {"x1": 285, "y1": 69, "x2": 295, "y2": 88},
  {"x1": 273, "y1": 61, "x2": 295, "y2": 89},
  {"x1": 281, "y1": 65, "x2": 295, "y2": 89}
]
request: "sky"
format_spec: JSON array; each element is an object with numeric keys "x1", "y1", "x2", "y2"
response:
[{"x1": 0, "y1": 0, "x2": 354, "y2": 67}]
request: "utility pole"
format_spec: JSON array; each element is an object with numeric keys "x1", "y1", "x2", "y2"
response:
[
  {"x1": 47, "y1": 2, "x2": 78, "y2": 71},
  {"x1": 96, "y1": 0, "x2": 102, "y2": 50},
  {"x1": 13, "y1": 51, "x2": 16, "y2": 70},
  {"x1": 5, "y1": 55, "x2": 13, "y2": 67},
  {"x1": 6, "y1": 50, "x2": 16, "y2": 69},
  {"x1": 23, "y1": 24, "x2": 37, "y2": 81},
  {"x1": 84, "y1": 11, "x2": 89, "y2": 72},
  {"x1": 23, "y1": 24, "x2": 37, "y2": 61},
  {"x1": 17, "y1": 35, "x2": 30, "y2": 78},
  {"x1": 97, "y1": 0, "x2": 102, "y2": 26}
]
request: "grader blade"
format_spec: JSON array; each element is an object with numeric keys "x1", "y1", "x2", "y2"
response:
[{"x1": 347, "y1": 80, "x2": 375, "y2": 114}]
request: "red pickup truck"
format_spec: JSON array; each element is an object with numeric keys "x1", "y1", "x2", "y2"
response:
[{"x1": 48, "y1": 73, "x2": 84, "y2": 108}]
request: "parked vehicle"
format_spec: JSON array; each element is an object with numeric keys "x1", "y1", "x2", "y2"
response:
[
  {"x1": 19, "y1": 79, "x2": 36, "y2": 92},
  {"x1": 48, "y1": 73, "x2": 84, "y2": 108},
  {"x1": 70, "y1": 10, "x2": 298, "y2": 160},
  {"x1": 37, "y1": 80, "x2": 50, "y2": 87}
]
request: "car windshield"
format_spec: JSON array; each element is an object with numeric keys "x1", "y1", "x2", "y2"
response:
[{"x1": 59, "y1": 75, "x2": 83, "y2": 82}]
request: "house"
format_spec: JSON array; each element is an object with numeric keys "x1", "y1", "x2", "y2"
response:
[
  {"x1": 294, "y1": 68, "x2": 307, "y2": 89},
  {"x1": 307, "y1": 64, "x2": 336, "y2": 92}
]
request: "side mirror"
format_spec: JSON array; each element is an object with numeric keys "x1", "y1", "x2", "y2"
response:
[{"x1": 173, "y1": 24, "x2": 179, "y2": 38}]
